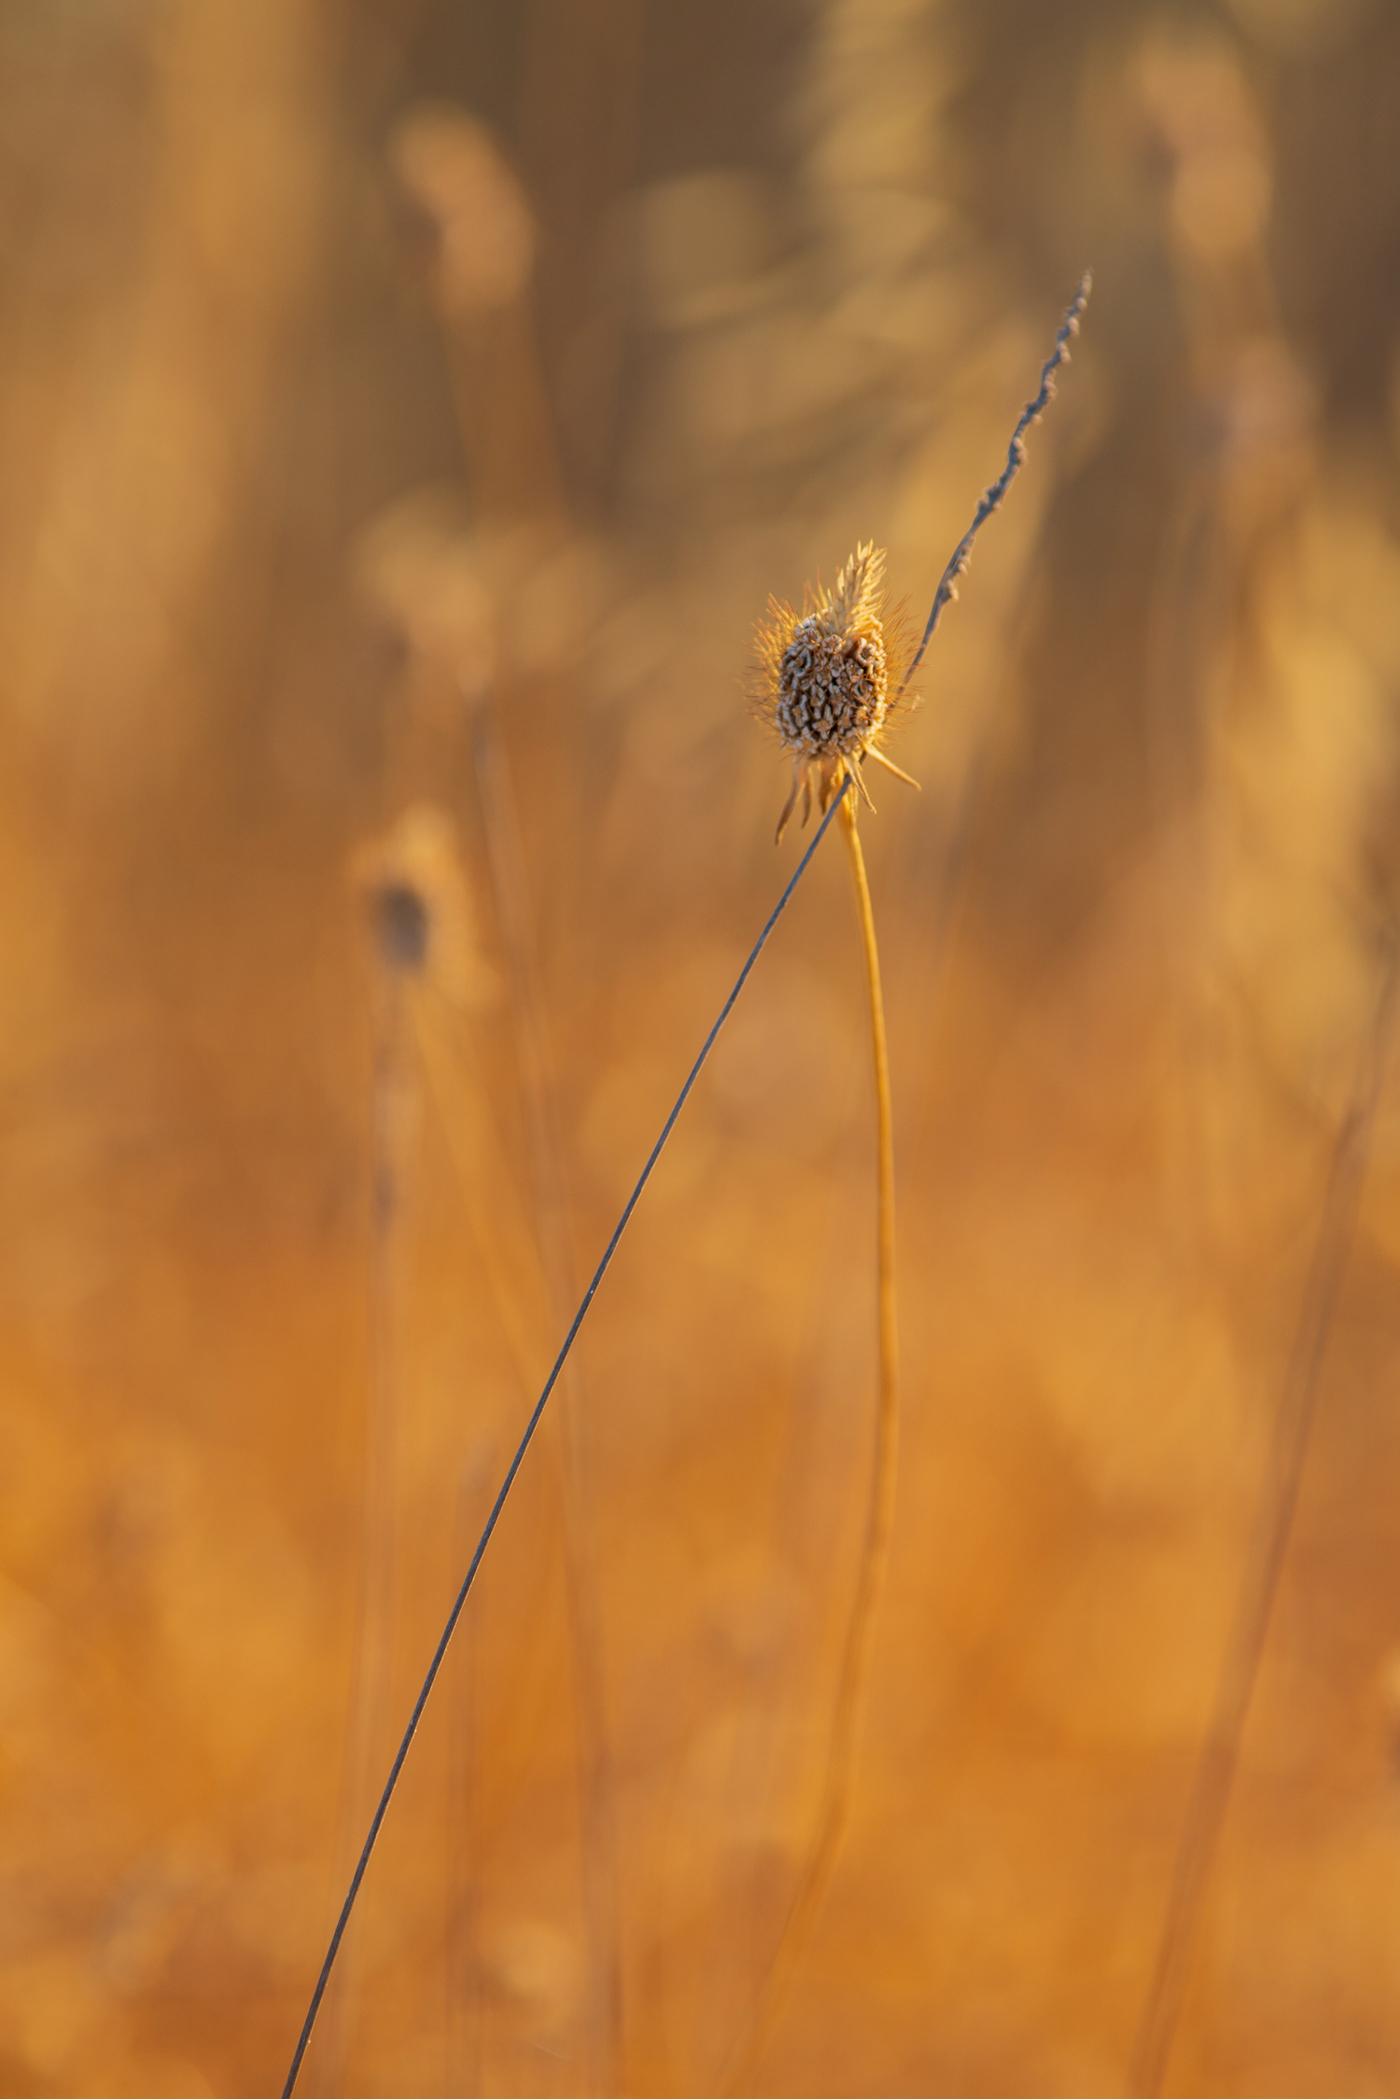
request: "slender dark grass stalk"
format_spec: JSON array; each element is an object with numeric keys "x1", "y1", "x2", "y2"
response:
[
  {"x1": 470, "y1": 696, "x2": 623, "y2": 2099},
  {"x1": 1127, "y1": 935, "x2": 1400, "y2": 2099},
  {"x1": 716, "y1": 788, "x2": 899, "y2": 2099},
  {"x1": 896, "y1": 269, "x2": 1092, "y2": 702},
  {"x1": 278, "y1": 780, "x2": 854, "y2": 2099}
]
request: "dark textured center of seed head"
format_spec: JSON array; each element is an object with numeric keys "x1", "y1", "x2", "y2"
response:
[{"x1": 776, "y1": 617, "x2": 887, "y2": 755}]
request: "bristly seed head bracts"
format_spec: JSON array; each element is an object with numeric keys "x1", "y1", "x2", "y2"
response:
[{"x1": 755, "y1": 542, "x2": 918, "y2": 844}]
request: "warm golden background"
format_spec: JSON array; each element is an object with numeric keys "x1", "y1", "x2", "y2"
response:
[{"x1": 4, "y1": 0, "x2": 1400, "y2": 2094}]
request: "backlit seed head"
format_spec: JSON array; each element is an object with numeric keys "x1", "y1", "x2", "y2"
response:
[{"x1": 755, "y1": 543, "x2": 914, "y2": 842}]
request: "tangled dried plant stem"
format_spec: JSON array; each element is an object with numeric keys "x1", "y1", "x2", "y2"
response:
[{"x1": 717, "y1": 782, "x2": 900, "y2": 2099}]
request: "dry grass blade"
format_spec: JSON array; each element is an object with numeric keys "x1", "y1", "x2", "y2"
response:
[{"x1": 1127, "y1": 935, "x2": 1400, "y2": 2099}]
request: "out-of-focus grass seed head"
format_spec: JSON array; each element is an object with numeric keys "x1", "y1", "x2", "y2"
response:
[
  {"x1": 350, "y1": 803, "x2": 496, "y2": 1007},
  {"x1": 755, "y1": 542, "x2": 914, "y2": 842}
]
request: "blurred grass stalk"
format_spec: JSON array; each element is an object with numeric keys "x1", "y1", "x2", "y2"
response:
[
  {"x1": 314, "y1": 935, "x2": 416, "y2": 2098},
  {"x1": 1129, "y1": 937, "x2": 1400, "y2": 2097},
  {"x1": 394, "y1": 110, "x2": 627, "y2": 2097},
  {"x1": 469, "y1": 694, "x2": 624, "y2": 2099}
]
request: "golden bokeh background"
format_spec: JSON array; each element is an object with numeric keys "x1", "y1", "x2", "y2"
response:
[{"x1": 4, "y1": 0, "x2": 1400, "y2": 2094}]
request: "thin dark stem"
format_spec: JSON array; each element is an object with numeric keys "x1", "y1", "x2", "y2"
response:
[
  {"x1": 897, "y1": 271, "x2": 1091, "y2": 700},
  {"x1": 1127, "y1": 936, "x2": 1400, "y2": 2099},
  {"x1": 278, "y1": 778, "x2": 854, "y2": 2099}
]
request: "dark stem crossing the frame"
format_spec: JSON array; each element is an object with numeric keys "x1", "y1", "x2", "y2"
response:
[{"x1": 278, "y1": 778, "x2": 855, "y2": 2099}]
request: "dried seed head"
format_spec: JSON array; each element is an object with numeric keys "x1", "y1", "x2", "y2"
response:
[
  {"x1": 389, "y1": 108, "x2": 535, "y2": 318},
  {"x1": 351, "y1": 803, "x2": 496, "y2": 1006},
  {"x1": 755, "y1": 543, "x2": 915, "y2": 841}
]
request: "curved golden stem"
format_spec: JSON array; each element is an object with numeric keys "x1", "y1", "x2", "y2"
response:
[{"x1": 717, "y1": 782, "x2": 900, "y2": 2099}]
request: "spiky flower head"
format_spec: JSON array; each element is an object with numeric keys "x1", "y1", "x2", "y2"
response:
[{"x1": 755, "y1": 543, "x2": 915, "y2": 843}]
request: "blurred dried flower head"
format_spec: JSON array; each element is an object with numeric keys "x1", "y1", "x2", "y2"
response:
[
  {"x1": 756, "y1": 542, "x2": 913, "y2": 841},
  {"x1": 354, "y1": 494, "x2": 496, "y2": 702},
  {"x1": 389, "y1": 106, "x2": 534, "y2": 318},
  {"x1": 350, "y1": 804, "x2": 494, "y2": 1007}
]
